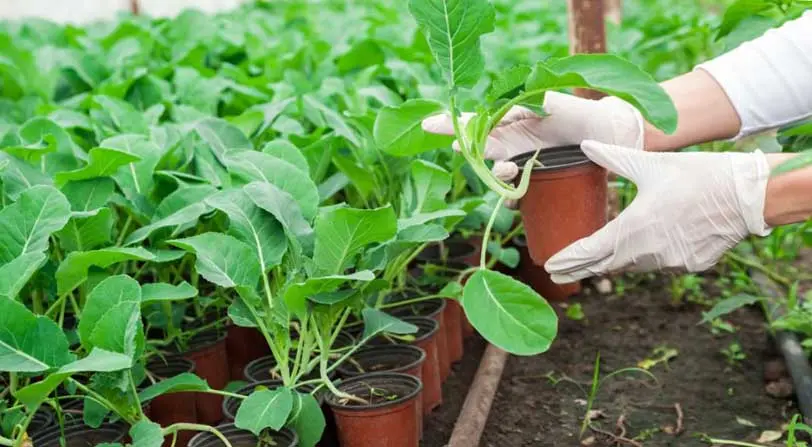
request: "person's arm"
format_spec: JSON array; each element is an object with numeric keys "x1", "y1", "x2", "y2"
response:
[
  {"x1": 644, "y1": 11, "x2": 812, "y2": 152},
  {"x1": 765, "y1": 153, "x2": 812, "y2": 226}
]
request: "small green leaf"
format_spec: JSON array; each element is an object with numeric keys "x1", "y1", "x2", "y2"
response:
[
  {"x1": 168, "y1": 233, "x2": 260, "y2": 289},
  {"x1": 130, "y1": 420, "x2": 164, "y2": 447},
  {"x1": 462, "y1": 270, "x2": 557, "y2": 355},
  {"x1": 60, "y1": 178, "x2": 115, "y2": 212},
  {"x1": 410, "y1": 159, "x2": 451, "y2": 214},
  {"x1": 261, "y1": 140, "x2": 309, "y2": 173},
  {"x1": 0, "y1": 185, "x2": 70, "y2": 265},
  {"x1": 700, "y1": 294, "x2": 762, "y2": 324},
  {"x1": 138, "y1": 373, "x2": 209, "y2": 402},
  {"x1": 0, "y1": 298, "x2": 74, "y2": 372},
  {"x1": 235, "y1": 388, "x2": 294, "y2": 435},
  {"x1": 288, "y1": 391, "x2": 325, "y2": 447},
  {"x1": 0, "y1": 252, "x2": 47, "y2": 299},
  {"x1": 362, "y1": 308, "x2": 418, "y2": 340},
  {"x1": 55, "y1": 147, "x2": 141, "y2": 186},
  {"x1": 193, "y1": 117, "x2": 253, "y2": 163},
  {"x1": 102, "y1": 134, "x2": 162, "y2": 199},
  {"x1": 78, "y1": 275, "x2": 143, "y2": 358},
  {"x1": 397, "y1": 209, "x2": 467, "y2": 230},
  {"x1": 141, "y1": 282, "x2": 198, "y2": 303},
  {"x1": 408, "y1": 0, "x2": 495, "y2": 89},
  {"x1": 125, "y1": 201, "x2": 212, "y2": 246},
  {"x1": 284, "y1": 271, "x2": 375, "y2": 317},
  {"x1": 313, "y1": 205, "x2": 397, "y2": 274},
  {"x1": 487, "y1": 65, "x2": 532, "y2": 103},
  {"x1": 57, "y1": 208, "x2": 115, "y2": 252},
  {"x1": 244, "y1": 182, "x2": 314, "y2": 245},
  {"x1": 374, "y1": 99, "x2": 454, "y2": 157},
  {"x1": 56, "y1": 247, "x2": 155, "y2": 296}
]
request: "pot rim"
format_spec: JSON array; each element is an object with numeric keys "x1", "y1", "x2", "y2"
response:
[
  {"x1": 510, "y1": 145, "x2": 594, "y2": 172},
  {"x1": 325, "y1": 372, "x2": 423, "y2": 411},
  {"x1": 147, "y1": 356, "x2": 196, "y2": 378},
  {"x1": 399, "y1": 316, "x2": 440, "y2": 342},
  {"x1": 188, "y1": 422, "x2": 298, "y2": 447},
  {"x1": 337, "y1": 345, "x2": 426, "y2": 376}
]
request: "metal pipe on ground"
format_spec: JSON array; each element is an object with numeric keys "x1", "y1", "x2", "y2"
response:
[{"x1": 447, "y1": 344, "x2": 509, "y2": 447}]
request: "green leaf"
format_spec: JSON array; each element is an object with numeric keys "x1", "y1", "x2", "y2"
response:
[
  {"x1": 138, "y1": 373, "x2": 209, "y2": 402},
  {"x1": 397, "y1": 209, "x2": 467, "y2": 230},
  {"x1": 206, "y1": 189, "x2": 287, "y2": 273},
  {"x1": 284, "y1": 271, "x2": 375, "y2": 317},
  {"x1": 410, "y1": 159, "x2": 451, "y2": 213},
  {"x1": 124, "y1": 202, "x2": 211, "y2": 246},
  {"x1": 168, "y1": 233, "x2": 260, "y2": 289},
  {"x1": 93, "y1": 96, "x2": 149, "y2": 135},
  {"x1": 337, "y1": 39, "x2": 385, "y2": 74},
  {"x1": 244, "y1": 182, "x2": 314, "y2": 244},
  {"x1": 14, "y1": 348, "x2": 131, "y2": 410},
  {"x1": 700, "y1": 294, "x2": 762, "y2": 324},
  {"x1": 55, "y1": 147, "x2": 141, "y2": 186},
  {"x1": 57, "y1": 208, "x2": 115, "y2": 252},
  {"x1": 487, "y1": 65, "x2": 532, "y2": 103},
  {"x1": 56, "y1": 247, "x2": 155, "y2": 296},
  {"x1": 235, "y1": 387, "x2": 294, "y2": 435},
  {"x1": 78, "y1": 275, "x2": 143, "y2": 358},
  {"x1": 462, "y1": 269, "x2": 557, "y2": 355},
  {"x1": 398, "y1": 224, "x2": 449, "y2": 243},
  {"x1": 362, "y1": 308, "x2": 418, "y2": 340},
  {"x1": 374, "y1": 99, "x2": 454, "y2": 157},
  {"x1": 527, "y1": 55, "x2": 677, "y2": 134},
  {"x1": 261, "y1": 140, "x2": 309, "y2": 174},
  {"x1": 193, "y1": 117, "x2": 253, "y2": 164},
  {"x1": 83, "y1": 396, "x2": 110, "y2": 428},
  {"x1": 60, "y1": 178, "x2": 116, "y2": 211},
  {"x1": 408, "y1": 0, "x2": 495, "y2": 89},
  {"x1": 772, "y1": 150, "x2": 812, "y2": 176},
  {"x1": 0, "y1": 252, "x2": 47, "y2": 299},
  {"x1": 314, "y1": 206, "x2": 397, "y2": 274},
  {"x1": 0, "y1": 185, "x2": 70, "y2": 265},
  {"x1": 141, "y1": 282, "x2": 198, "y2": 303},
  {"x1": 332, "y1": 153, "x2": 375, "y2": 200},
  {"x1": 0, "y1": 298, "x2": 74, "y2": 372},
  {"x1": 715, "y1": 0, "x2": 776, "y2": 40},
  {"x1": 102, "y1": 134, "x2": 162, "y2": 199},
  {"x1": 225, "y1": 151, "x2": 319, "y2": 220},
  {"x1": 0, "y1": 155, "x2": 53, "y2": 200},
  {"x1": 288, "y1": 391, "x2": 325, "y2": 447},
  {"x1": 302, "y1": 95, "x2": 360, "y2": 147},
  {"x1": 130, "y1": 420, "x2": 164, "y2": 447}
]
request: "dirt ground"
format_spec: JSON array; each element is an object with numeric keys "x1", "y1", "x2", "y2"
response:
[{"x1": 422, "y1": 275, "x2": 798, "y2": 447}]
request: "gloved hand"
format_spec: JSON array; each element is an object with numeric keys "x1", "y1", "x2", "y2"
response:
[
  {"x1": 545, "y1": 141, "x2": 773, "y2": 284},
  {"x1": 421, "y1": 91, "x2": 645, "y2": 182}
]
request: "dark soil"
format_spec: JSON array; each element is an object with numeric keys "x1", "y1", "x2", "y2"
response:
[{"x1": 422, "y1": 276, "x2": 797, "y2": 447}]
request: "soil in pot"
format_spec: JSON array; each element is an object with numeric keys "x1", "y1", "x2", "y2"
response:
[
  {"x1": 179, "y1": 329, "x2": 230, "y2": 425},
  {"x1": 373, "y1": 317, "x2": 443, "y2": 415},
  {"x1": 514, "y1": 234, "x2": 580, "y2": 301},
  {"x1": 188, "y1": 423, "x2": 298, "y2": 447},
  {"x1": 325, "y1": 372, "x2": 423, "y2": 447},
  {"x1": 226, "y1": 325, "x2": 270, "y2": 381},
  {"x1": 32, "y1": 419, "x2": 128, "y2": 447},
  {"x1": 147, "y1": 356, "x2": 198, "y2": 447},
  {"x1": 509, "y1": 145, "x2": 607, "y2": 279},
  {"x1": 387, "y1": 298, "x2": 450, "y2": 382}
]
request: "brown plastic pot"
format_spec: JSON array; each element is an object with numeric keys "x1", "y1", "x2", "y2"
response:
[
  {"x1": 180, "y1": 330, "x2": 230, "y2": 425},
  {"x1": 387, "y1": 298, "x2": 450, "y2": 382},
  {"x1": 147, "y1": 356, "x2": 198, "y2": 447},
  {"x1": 510, "y1": 145, "x2": 607, "y2": 277},
  {"x1": 514, "y1": 234, "x2": 580, "y2": 301},
  {"x1": 225, "y1": 324, "x2": 270, "y2": 381},
  {"x1": 392, "y1": 317, "x2": 443, "y2": 415},
  {"x1": 325, "y1": 373, "x2": 422, "y2": 447},
  {"x1": 32, "y1": 420, "x2": 128, "y2": 447},
  {"x1": 443, "y1": 300, "x2": 464, "y2": 365},
  {"x1": 188, "y1": 423, "x2": 298, "y2": 447},
  {"x1": 335, "y1": 344, "x2": 426, "y2": 440}
]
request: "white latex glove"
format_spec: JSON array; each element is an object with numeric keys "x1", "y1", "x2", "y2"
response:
[
  {"x1": 545, "y1": 141, "x2": 773, "y2": 284},
  {"x1": 421, "y1": 91, "x2": 645, "y2": 182}
]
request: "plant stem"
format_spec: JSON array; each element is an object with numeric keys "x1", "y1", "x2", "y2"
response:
[
  {"x1": 379, "y1": 293, "x2": 449, "y2": 310},
  {"x1": 0, "y1": 435, "x2": 12, "y2": 447},
  {"x1": 201, "y1": 389, "x2": 246, "y2": 400},
  {"x1": 69, "y1": 379, "x2": 135, "y2": 425},
  {"x1": 480, "y1": 196, "x2": 506, "y2": 268},
  {"x1": 128, "y1": 371, "x2": 144, "y2": 420},
  {"x1": 725, "y1": 252, "x2": 791, "y2": 287},
  {"x1": 116, "y1": 216, "x2": 133, "y2": 246},
  {"x1": 10, "y1": 411, "x2": 34, "y2": 447},
  {"x1": 9, "y1": 373, "x2": 17, "y2": 395},
  {"x1": 702, "y1": 440, "x2": 766, "y2": 447},
  {"x1": 162, "y1": 423, "x2": 232, "y2": 447}
]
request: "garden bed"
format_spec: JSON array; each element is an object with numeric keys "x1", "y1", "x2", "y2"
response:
[{"x1": 424, "y1": 276, "x2": 796, "y2": 446}]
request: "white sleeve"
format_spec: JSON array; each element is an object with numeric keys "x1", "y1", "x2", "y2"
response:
[{"x1": 696, "y1": 11, "x2": 812, "y2": 140}]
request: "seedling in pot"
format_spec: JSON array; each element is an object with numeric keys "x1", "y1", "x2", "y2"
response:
[{"x1": 372, "y1": 0, "x2": 679, "y2": 355}]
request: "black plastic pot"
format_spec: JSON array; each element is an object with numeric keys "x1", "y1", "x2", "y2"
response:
[
  {"x1": 416, "y1": 240, "x2": 479, "y2": 265},
  {"x1": 188, "y1": 423, "x2": 298, "y2": 447},
  {"x1": 244, "y1": 355, "x2": 339, "y2": 383},
  {"x1": 32, "y1": 420, "x2": 128, "y2": 447},
  {"x1": 27, "y1": 407, "x2": 56, "y2": 436}
]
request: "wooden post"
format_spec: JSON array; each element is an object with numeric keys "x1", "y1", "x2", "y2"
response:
[
  {"x1": 605, "y1": 0, "x2": 622, "y2": 25},
  {"x1": 130, "y1": 0, "x2": 139, "y2": 14},
  {"x1": 567, "y1": 0, "x2": 606, "y2": 99}
]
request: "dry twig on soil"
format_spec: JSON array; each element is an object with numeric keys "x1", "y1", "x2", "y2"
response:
[{"x1": 589, "y1": 424, "x2": 643, "y2": 447}]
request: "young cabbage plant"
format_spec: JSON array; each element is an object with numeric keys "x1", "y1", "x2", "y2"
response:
[{"x1": 372, "y1": 0, "x2": 679, "y2": 355}]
